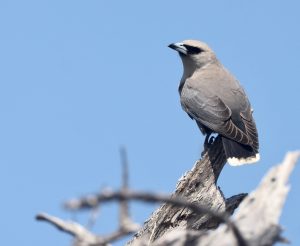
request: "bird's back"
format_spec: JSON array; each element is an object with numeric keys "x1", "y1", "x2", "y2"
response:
[{"x1": 181, "y1": 63, "x2": 252, "y2": 126}]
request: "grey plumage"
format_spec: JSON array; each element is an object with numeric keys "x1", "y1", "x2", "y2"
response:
[{"x1": 168, "y1": 40, "x2": 259, "y2": 165}]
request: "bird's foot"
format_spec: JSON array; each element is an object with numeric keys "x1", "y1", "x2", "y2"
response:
[
  {"x1": 208, "y1": 136, "x2": 215, "y2": 145},
  {"x1": 201, "y1": 134, "x2": 215, "y2": 157}
]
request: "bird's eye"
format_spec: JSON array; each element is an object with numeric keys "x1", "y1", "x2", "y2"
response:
[{"x1": 183, "y1": 45, "x2": 204, "y2": 55}]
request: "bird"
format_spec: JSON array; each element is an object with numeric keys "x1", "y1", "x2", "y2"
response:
[{"x1": 168, "y1": 40, "x2": 259, "y2": 166}]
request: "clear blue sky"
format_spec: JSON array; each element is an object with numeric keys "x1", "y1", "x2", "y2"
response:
[{"x1": 1, "y1": 1, "x2": 299, "y2": 245}]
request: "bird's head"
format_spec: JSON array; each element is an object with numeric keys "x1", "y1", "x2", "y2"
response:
[{"x1": 168, "y1": 40, "x2": 217, "y2": 77}]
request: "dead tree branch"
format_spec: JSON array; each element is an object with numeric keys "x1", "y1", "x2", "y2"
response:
[
  {"x1": 64, "y1": 189, "x2": 246, "y2": 245},
  {"x1": 149, "y1": 151, "x2": 300, "y2": 246},
  {"x1": 127, "y1": 136, "x2": 243, "y2": 245},
  {"x1": 35, "y1": 137, "x2": 299, "y2": 246},
  {"x1": 36, "y1": 213, "x2": 102, "y2": 246}
]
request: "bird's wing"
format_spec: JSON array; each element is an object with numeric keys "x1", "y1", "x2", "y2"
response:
[
  {"x1": 240, "y1": 112, "x2": 259, "y2": 152},
  {"x1": 181, "y1": 86, "x2": 252, "y2": 146}
]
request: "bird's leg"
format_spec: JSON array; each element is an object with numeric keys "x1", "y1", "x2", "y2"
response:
[
  {"x1": 204, "y1": 133, "x2": 211, "y2": 149},
  {"x1": 202, "y1": 133, "x2": 211, "y2": 157},
  {"x1": 201, "y1": 133, "x2": 215, "y2": 157},
  {"x1": 208, "y1": 135, "x2": 215, "y2": 145}
]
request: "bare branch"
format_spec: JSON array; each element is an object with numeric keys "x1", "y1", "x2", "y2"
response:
[
  {"x1": 155, "y1": 150, "x2": 300, "y2": 246},
  {"x1": 120, "y1": 146, "x2": 129, "y2": 190},
  {"x1": 97, "y1": 147, "x2": 141, "y2": 245},
  {"x1": 64, "y1": 189, "x2": 247, "y2": 245},
  {"x1": 127, "y1": 136, "x2": 232, "y2": 245},
  {"x1": 101, "y1": 225, "x2": 140, "y2": 245},
  {"x1": 36, "y1": 148, "x2": 143, "y2": 246},
  {"x1": 36, "y1": 138, "x2": 299, "y2": 246},
  {"x1": 36, "y1": 213, "x2": 102, "y2": 245},
  {"x1": 119, "y1": 147, "x2": 133, "y2": 228},
  {"x1": 65, "y1": 190, "x2": 225, "y2": 221}
]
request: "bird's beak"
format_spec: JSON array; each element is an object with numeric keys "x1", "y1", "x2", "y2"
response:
[{"x1": 168, "y1": 43, "x2": 188, "y2": 55}]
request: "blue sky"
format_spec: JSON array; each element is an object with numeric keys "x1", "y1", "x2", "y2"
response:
[{"x1": 1, "y1": 1, "x2": 299, "y2": 245}]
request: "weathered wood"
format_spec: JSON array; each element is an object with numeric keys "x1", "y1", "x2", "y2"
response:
[
  {"x1": 199, "y1": 151, "x2": 300, "y2": 246},
  {"x1": 150, "y1": 151, "x2": 300, "y2": 246},
  {"x1": 36, "y1": 135, "x2": 299, "y2": 246},
  {"x1": 127, "y1": 136, "x2": 246, "y2": 245}
]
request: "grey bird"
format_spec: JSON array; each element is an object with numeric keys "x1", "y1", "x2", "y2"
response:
[{"x1": 168, "y1": 40, "x2": 259, "y2": 165}]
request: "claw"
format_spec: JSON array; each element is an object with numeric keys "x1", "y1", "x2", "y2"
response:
[{"x1": 208, "y1": 136, "x2": 215, "y2": 145}]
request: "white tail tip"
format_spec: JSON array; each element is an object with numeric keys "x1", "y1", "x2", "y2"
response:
[{"x1": 227, "y1": 153, "x2": 260, "y2": 166}]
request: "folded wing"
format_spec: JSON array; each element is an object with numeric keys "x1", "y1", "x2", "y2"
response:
[{"x1": 181, "y1": 86, "x2": 254, "y2": 146}]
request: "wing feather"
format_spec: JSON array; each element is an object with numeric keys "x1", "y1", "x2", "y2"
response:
[{"x1": 181, "y1": 87, "x2": 252, "y2": 146}]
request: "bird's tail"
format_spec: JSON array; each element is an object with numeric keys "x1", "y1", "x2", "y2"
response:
[{"x1": 222, "y1": 137, "x2": 260, "y2": 166}]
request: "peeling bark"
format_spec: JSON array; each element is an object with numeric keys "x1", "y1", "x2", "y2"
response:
[
  {"x1": 150, "y1": 151, "x2": 300, "y2": 246},
  {"x1": 127, "y1": 136, "x2": 247, "y2": 245}
]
